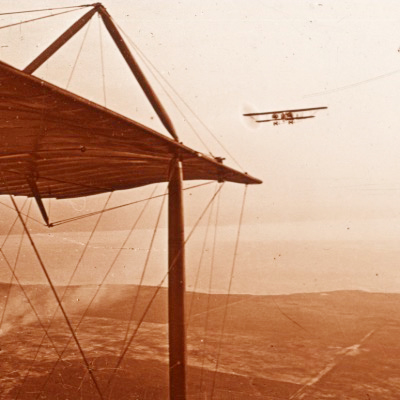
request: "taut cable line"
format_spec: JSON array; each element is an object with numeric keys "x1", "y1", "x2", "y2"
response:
[
  {"x1": 0, "y1": 5, "x2": 92, "y2": 16},
  {"x1": 50, "y1": 181, "x2": 214, "y2": 227},
  {"x1": 115, "y1": 20, "x2": 245, "y2": 171},
  {"x1": 199, "y1": 185, "x2": 221, "y2": 393},
  {"x1": 107, "y1": 190, "x2": 167, "y2": 399},
  {"x1": 0, "y1": 200, "x2": 31, "y2": 332},
  {"x1": 120, "y1": 189, "x2": 166, "y2": 349},
  {"x1": 210, "y1": 185, "x2": 248, "y2": 399},
  {"x1": 10, "y1": 196, "x2": 105, "y2": 400},
  {"x1": 0, "y1": 8, "x2": 85, "y2": 31},
  {"x1": 66, "y1": 15, "x2": 92, "y2": 89},
  {"x1": 105, "y1": 183, "x2": 225, "y2": 394},
  {"x1": 34, "y1": 186, "x2": 159, "y2": 398},
  {"x1": 0, "y1": 200, "x2": 44, "y2": 226},
  {"x1": 186, "y1": 183, "x2": 218, "y2": 330},
  {"x1": 18, "y1": 194, "x2": 113, "y2": 399},
  {"x1": 0, "y1": 248, "x2": 64, "y2": 360}
]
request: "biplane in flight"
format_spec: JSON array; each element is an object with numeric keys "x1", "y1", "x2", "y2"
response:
[{"x1": 243, "y1": 106, "x2": 327, "y2": 125}]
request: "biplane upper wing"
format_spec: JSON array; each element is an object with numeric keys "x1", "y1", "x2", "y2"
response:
[
  {"x1": 0, "y1": 60, "x2": 261, "y2": 201},
  {"x1": 243, "y1": 106, "x2": 327, "y2": 117}
]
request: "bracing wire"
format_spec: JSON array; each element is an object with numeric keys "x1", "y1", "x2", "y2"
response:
[
  {"x1": 34, "y1": 186, "x2": 160, "y2": 398},
  {"x1": 0, "y1": 200, "x2": 45, "y2": 226},
  {"x1": 98, "y1": 14, "x2": 107, "y2": 107},
  {"x1": 199, "y1": 186, "x2": 221, "y2": 393},
  {"x1": 113, "y1": 20, "x2": 212, "y2": 154},
  {"x1": 50, "y1": 181, "x2": 214, "y2": 227},
  {"x1": 0, "y1": 201, "x2": 69, "y2": 394},
  {"x1": 0, "y1": 199, "x2": 31, "y2": 332},
  {"x1": 0, "y1": 249, "x2": 65, "y2": 362},
  {"x1": 107, "y1": 190, "x2": 166, "y2": 399},
  {"x1": 0, "y1": 198, "x2": 28, "y2": 248},
  {"x1": 210, "y1": 185, "x2": 248, "y2": 399},
  {"x1": 0, "y1": 5, "x2": 92, "y2": 16},
  {"x1": 10, "y1": 196, "x2": 105, "y2": 400},
  {"x1": 9, "y1": 204, "x2": 79, "y2": 399},
  {"x1": 66, "y1": 15, "x2": 93, "y2": 89},
  {"x1": 120, "y1": 187, "x2": 165, "y2": 348},
  {"x1": 105, "y1": 183, "x2": 225, "y2": 393},
  {"x1": 0, "y1": 199, "x2": 28, "y2": 336},
  {"x1": 115, "y1": 20, "x2": 245, "y2": 171},
  {"x1": 186, "y1": 183, "x2": 218, "y2": 330},
  {"x1": 20, "y1": 194, "x2": 114, "y2": 399},
  {"x1": 0, "y1": 8, "x2": 85, "y2": 31}
]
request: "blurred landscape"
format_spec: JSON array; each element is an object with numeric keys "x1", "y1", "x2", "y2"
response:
[{"x1": 1, "y1": 283, "x2": 400, "y2": 399}]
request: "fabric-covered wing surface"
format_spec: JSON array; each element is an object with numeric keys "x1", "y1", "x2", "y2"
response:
[{"x1": 0, "y1": 61, "x2": 261, "y2": 199}]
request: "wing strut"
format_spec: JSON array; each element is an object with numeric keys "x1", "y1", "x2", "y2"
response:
[
  {"x1": 23, "y1": 5, "x2": 100, "y2": 74},
  {"x1": 97, "y1": 5, "x2": 179, "y2": 141},
  {"x1": 27, "y1": 178, "x2": 50, "y2": 227},
  {"x1": 168, "y1": 157, "x2": 187, "y2": 400}
]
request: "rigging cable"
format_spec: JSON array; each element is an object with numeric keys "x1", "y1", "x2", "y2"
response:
[
  {"x1": 50, "y1": 181, "x2": 214, "y2": 227},
  {"x1": 186, "y1": 183, "x2": 218, "y2": 329},
  {"x1": 0, "y1": 199, "x2": 68, "y2": 395},
  {"x1": 120, "y1": 186, "x2": 165, "y2": 347},
  {"x1": 0, "y1": 8, "x2": 86, "y2": 31},
  {"x1": 0, "y1": 199, "x2": 30, "y2": 332},
  {"x1": 98, "y1": 14, "x2": 107, "y2": 107},
  {"x1": 0, "y1": 246, "x2": 64, "y2": 361},
  {"x1": 0, "y1": 200, "x2": 45, "y2": 226},
  {"x1": 199, "y1": 186, "x2": 221, "y2": 394},
  {"x1": 105, "y1": 183, "x2": 225, "y2": 393},
  {"x1": 35, "y1": 186, "x2": 160, "y2": 397},
  {"x1": 0, "y1": 184, "x2": 69, "y2": 394},
  {"x1": 115, "y1": 20, "x2": 245, "y2": 172},
  {"x1": 66, "y1": 15, "x2": 93, "y2": 89},
  {"x1": 10, "y1": 196, "x2": 105, "y2": 400},
  {"x1": 0, "y1": 199, "x2": 28, "y2": 247},
  {"x1": 0, "y1": 5, "x2": 92, "y2": 16},
  {"x1": 210, "y1": 185, "x2": 248, "y2": 400},
  {"x1": 304, "y1": 68, "x2": 400, "y2": 98},
  {"x1": 108, "y1": 188, "x2": 166, "y2": 399},
  {"x1": 9, "y1": 201, "x2": 75, "y2": 400},
  {"x1": 114, "y1": 20, "x2": 211, "y2": 154},
  {"x1": 20, "y1": 193, "x2": 114, "y2": 399}
]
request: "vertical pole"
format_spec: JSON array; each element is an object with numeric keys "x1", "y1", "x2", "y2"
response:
[{"x1": 168, "y1": 157, "x2": 186, "y2": 400}]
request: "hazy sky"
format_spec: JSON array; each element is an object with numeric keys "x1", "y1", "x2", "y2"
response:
[{"x1": 0, "y1": 1, "x2": 400, "y2": 294}]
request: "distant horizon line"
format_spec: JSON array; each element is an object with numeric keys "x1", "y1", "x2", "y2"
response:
[{"x1": 0, "y1": 281, "x2": 398, "y2": 297}]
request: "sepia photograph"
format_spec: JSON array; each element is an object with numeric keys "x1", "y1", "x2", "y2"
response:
[{"x1": 0, "y1": 1, "x2": 399, "y2": 399}]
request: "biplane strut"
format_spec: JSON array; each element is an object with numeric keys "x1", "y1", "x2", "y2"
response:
[{"x1": 26, "y1": 177, "x2": 51, "y2": 227}]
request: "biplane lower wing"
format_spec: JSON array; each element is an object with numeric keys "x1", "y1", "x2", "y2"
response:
[{"x1": 256, "y1": 115, "x2": 315, "y2": 123}]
